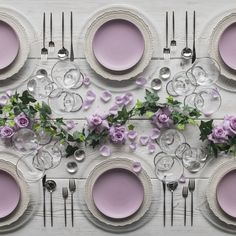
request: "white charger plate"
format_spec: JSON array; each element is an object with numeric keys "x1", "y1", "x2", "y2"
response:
[
  {"x1": 83, "y1": 5, "x2": 154, "y2": 81},
  {"x1": 84, "y1": 158, "x2": 152, "y2": 227}
]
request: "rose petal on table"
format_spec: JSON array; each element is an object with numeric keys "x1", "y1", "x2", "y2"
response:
[
  {"x1": 127, "y1": 130, "x2": 138, "y2": 140},
  {"x1": 100, "y1": 91, "x2": 112, "y2": 103},
  {"x1": 136, "y1": 76, "x2": 147, "y2": 87},
  {"x1": 86, "y1": 90, "x2": 96, "y2": 102},
  {"x1": 6, "y1": 90, "x2": 12, "y2": 97},
  {"x1": 83, "y1": 99, "x2": 93, "y2": 110},
  {"x1": 66, "y1": 120, "x2": 77, "y2": 130},
  {"x1": 179, "y1": 174, "x2": 186, "y2": 183},
  {"x1": 132, "y1": 161, "x2": 142, "y2": 173},
  {"x1": 109, "y1": 105, "x2": 119, "y2": 115},
  {"x1": 83, "y1": 74, "x2": 91, "y2": 87},
  {"x1": 0, "y1": 95, "x2": 9, "y2": 106},
  {"x1": 139, "y1": 135, "x2": 149, "y2": 146},
  {"x1": 148, "y1": 142, "x2": 156, "y2": 154},
  {"x1": 123, "y1": 92, "x2": 133, "y2": 106},
  {"x1": 129, "y1": 142, "x2": 137, "y2": 151},
  {"x1": 99, "y1": 145, "x2": 111, "y2": 157},
  {"x1": 115, "y1": 95, "x2": 125, "y2": 106},
  {"x1": 150, "y1": 128, "x2": 161, "y2": 140}
]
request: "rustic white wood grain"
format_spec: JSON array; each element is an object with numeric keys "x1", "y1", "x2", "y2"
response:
[{"x1": 0, "y1": 0, "x2": 235, "y2": 235}]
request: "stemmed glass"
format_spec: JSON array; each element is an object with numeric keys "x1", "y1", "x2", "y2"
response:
[
  {"x1": 27, "y1": 69, "x2": 54, "y2": 99},
  {"x1": 51, "y1": 60, "x2": 84, "y2": 89},
  {"x1": 187, "y1": 57, "x2": 221, "y2": 86},
  {"x1": 48, "y1": 88, "x2": 83, "y2": 114},
  {"x1": 158, "y1": 129, "x2": 186, "y2": 154}
]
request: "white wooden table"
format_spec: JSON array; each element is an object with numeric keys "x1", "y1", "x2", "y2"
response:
[{"x1": 0, "y1": 0, "x2": 236, "y2": 235}]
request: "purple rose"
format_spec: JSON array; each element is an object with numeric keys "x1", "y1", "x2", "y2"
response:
[
  {"x1": 87, "y1": 114, "x2": 109, "y2": 133},
  {"x1": 208, "y1": 125, "x2": 229, "y2": 144},
  {"x1": 109, "y1": 125, "x2": 126, "y2": 144},
  {"x1": 0, "y1": 126, "x2": 14, "y2": 138},
  {"x1": 223, "y1": 115, "x2": 236, "y2": 136},
  {"x1": 14, "y1": 113, "x2": 29, "y2": 128},
  {"x1": 152, "y1": 107, "x2": 173, "y2": 129}
]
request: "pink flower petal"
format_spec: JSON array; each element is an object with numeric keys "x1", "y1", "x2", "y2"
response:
[
  {"x1": 129, "y1": 142, "x2": 137, "y2": 151},
  {"x1": 151, "y1": 128, "x2": 161, "y2": 140},
  {"x1": 123, "y1": 92, "x2": 133, "y2": 106},
  {"x1": 99, "y1": 145, "x2": 111, "y2": 157},
  {"x1": 100, "y1": 91, "x2": 112, "y2": 103},
  {"x1": 83, "y1": 74, "x2": 91, "y2": 87},
  {"x1": 83, "y1": 99, "x2": 92, "y2": 110},
  {"x1": 109, "y1": 105, "x2": 119, "y2": 115},
  {"x1": 136, "y1": 77, "x2": 147, "y2": 87},
  {"x1": 0, "y1": 95, "x2": 8, "y2": 106},
  {"x1": 132, "y1": 161, "x2": 142, "y2": 173},
  {"x1": 6, "y1": 90, "x2": 12, "y2": 97},
  {"x1": 127, "y1": 130, "x2": 137, "y2": 140},
  {"x1": 179, "y1": 174, "x2": 186, "y2": 183},
  {"x1": 148, "y1": 142, "x2": 156, "y2": 154},
  {"x1": 115, "y1": 95, "x2": 125, "y2": 106},
  {"x1": 86, "y1": 90, "x2": 96, "y2": 102},
  {"x1": 66, "y1": 121, "x2": 77, "y2": 130},
  {"x1": 139, "y1": 135, "x2": 149, "y2": 146}
]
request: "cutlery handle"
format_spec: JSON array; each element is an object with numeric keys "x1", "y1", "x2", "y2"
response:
[
  {"x1": 166, "y1": 12, "x2": 168, "y2": 48},
  {"x1": 171, "y1": 191, "x2": 173, "y2": 226},
  {"x1": 163, "y1": 190, "x2": 166, "y2": 226},
  {"x1": 43, "y1": 188, "x2": 46, "y2": 227},
  {"x1": 43, "y1": 12, "x2": 46, "y2": 48},
  {"x1": 70, "y1": 11, "x2": 74, "y2": 61},
  {"x1": 50, "y1": 12, "x2": 52, "y2": 41},
  {"x1": 185, "y1": 11, "x2": 188, "y2": 47},
  {"x1": 191, "y1": 192, "x2": 193, "y2": 226},
  {"x1": 192, "y1": 11, "x2": 196, "y2": 63},
  {"x1": 172, "y1": 11, "x2": 175, "y2": 40},
  {"x1": 64, "y1": 199, "x2": 67, "y2": 227},
  {"x1": 50, "y1": 192, "x2": 53, "y2": 227},
  {"x1": 62, "y1": 12, "x2": 64, "y2": 47},
  {"x1": 184, "y1": 198, "x2": 186, "y2": 226},
  {"x1": 71, "y1": 193, "x2": 74, "y2": 227}
]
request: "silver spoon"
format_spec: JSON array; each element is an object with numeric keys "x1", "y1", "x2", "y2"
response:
[
  {"x1": 41, "y1": 12, "x2": 48, "y2": 61},
  {"x1": 182, "y1": 186, "x2": 188, "y2": 226},
  {"x1": 48, "y1": 12, "x2": 55, "y2": 53},
  {"x1": 167, "y1": 181, "x2": 178, "y2": 226},
  {"x1": 58, "y1": 12, "x2": 69, "y2": 60},
  {"x1": 69, "y1": 179, "x2": 76, "y2": 227},
  {"x1": 159, "y1": 67, "x2": 171, "y2": 80},
  {"x1": 151, "y1": 78, "x2": 162, "y2": 91},
  {"x1": 170, "y1": 11, "x2": 177, "y2": 48},
  {"x1": 181, "y1": 11, "x2": 192, "y2": 60},
  {"x1": 46, "y1": 180, "x2": 57, "y2": 227}
]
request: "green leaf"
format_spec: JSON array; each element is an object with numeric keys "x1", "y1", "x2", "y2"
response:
[
  {"x1": 66, "y1": 145, "x2": 79, "y2": 157},
  {"x1": 128, "y1": 124, "x2": 135, "y2": 130},
  {"x1": 146, "y1": 111, "x2": 154, "y2": 118},
  {"x1": 19, "y1": 91, "x2": 36, "y2": 104},
  {"x1": 41, "y1": 102, "x2": 52, "y2": 115},
  {"x1": 199, "y1": 120, "x2": 213, "y2": 141}
]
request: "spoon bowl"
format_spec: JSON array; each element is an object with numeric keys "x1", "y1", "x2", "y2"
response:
[
  {"x1": 181, "y1": 47, "x2": 192, "y2": 60},
  {"x1": 58, "y1": 47, "x2": 69, "y2": 60}
]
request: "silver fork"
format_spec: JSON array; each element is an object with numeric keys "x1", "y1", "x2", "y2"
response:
[
  {"x1": 62, "y1": 187, "x2": 68, "y2": 227},
  {"x1": 41, "y1": 12, "x2": 48, "y2": 61},
  {"x1": 188, "y1": 179, "x2": 195, "y2": 226},
  {"x1": 48, "y1": 12, "x2": 55, "y2": 53},
  {"x1": 182, "y1": 186, "x2": 188, "y2": 226},
  {"x1": 69, "y1": 179, "x2": 76, "y2": 227},
  {"x1": 70, "y1": 11, "x2": 74, "y2": 61},
  {"x1": 163, "y1": 11, "x2": 170, "y2": 59}
]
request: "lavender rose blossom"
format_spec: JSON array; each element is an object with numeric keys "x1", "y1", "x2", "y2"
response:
[
  {"x1": 109, "y1": 125, "x2": 126, "y2": 144},
  {"x1": 14, "y1": 113, "x2": 30, "y2": 128},
  {"x1": 208, "y1": 125, "x2": 229, "y2": 144},
  {"x1": 0, "y1": 126, "x2": 14, "y2": 138},
  {"x1": 152, "y1": 107, "x2": 173, "y2": 129},
  {"x1": 223, "y1": 115, "x2": 236, "y2": 136},
  {"x1": 87, "y1": 114, "x2": 109, "y2": 132}
]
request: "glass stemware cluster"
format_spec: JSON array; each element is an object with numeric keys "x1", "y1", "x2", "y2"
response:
[
  {"x1": 27, "y1": 59, "x2": 84, "y2": 114},
  {"x1": 14, "y1": 128, "x2": 65, "y2": 182},
  {"x1": 167, "y1": 57, "x2": 221, "y2": 116},
  {"x1": 154, "y1": 129, "x2": 209, "y2": 184}
]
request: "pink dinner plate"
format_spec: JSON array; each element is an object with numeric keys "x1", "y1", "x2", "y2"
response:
[
  {"x1": 92, "y1": 19, "x2": 145, "y2": 71},
  {"x1": 92, "y1": 168, "x2": 144, "y2": 219},
  {"x1": 216, "y1": 169, "x2": 236, "y2": 218},
  {"x1": 0, "y1": 20, "x2": 20, "y2": 70},
  {"x1": 219, "y1": 22, "x2": 236, "y2": 70},
  {"x1": 0, "y1": 169, "x2": 21, "y2": 218}
]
